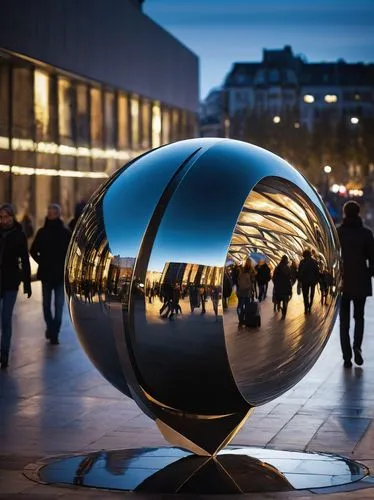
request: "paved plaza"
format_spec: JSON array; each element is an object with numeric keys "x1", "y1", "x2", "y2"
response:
[{"x1": 1, "y1": 282, "x2": 374, "y2": 498}]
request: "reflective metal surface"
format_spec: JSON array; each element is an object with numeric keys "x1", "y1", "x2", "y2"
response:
[
  {"x1": 65, "y1": 138, "x2": 341, "y2": 455},
  {"x1": 34, "y1": 446, "x2": 368, "y2": 493}
]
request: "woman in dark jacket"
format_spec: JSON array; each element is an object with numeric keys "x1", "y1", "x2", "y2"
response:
[
  {"x1": 273, "y1": 255, "x2": 292, "y2": 319},
  {"x1": 0, "y1": 204, "x2": 32, "y2": 368},
  {"x1": 337, "y1": 201, "x2": 374, "y2": 368}
]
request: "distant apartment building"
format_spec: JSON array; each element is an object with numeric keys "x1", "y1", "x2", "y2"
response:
[
  {"x1": 200, "y1": 45, "x2": 374, "y2": 135},
  {"x1": 0, "y1": 0, "x2": 198, "y2": 227}
]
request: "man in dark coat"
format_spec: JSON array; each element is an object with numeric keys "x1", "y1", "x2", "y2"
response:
[
  {"x1": 30, "y1": 204, "x2": 71, "y2": 344},
  {"x1": 255, "y1": 259, "x2": 271, "y2": 301},
  {"x1": 0, "y1": 204, "x2": 32, "y2": 368},
  {"x1": 297, "y1": 249, "x2": 320, "y2": 314},
  {"x1": 337, "y1": 201, "x2": 374, "y2": 368}
]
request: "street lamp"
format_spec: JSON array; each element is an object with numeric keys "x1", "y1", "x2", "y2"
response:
[
  {"x1": 350, "y1": 117, "x2": 359, "y2": 125},
  {"x1": 324, "y1": 165, "x2": 332, "y2": 174},
  {"x1": 323, "y1": 165, "x2": 332, "y2": 199},
  {"x1": 273, "y1": 116, "x2": 281, "y2": 124}
]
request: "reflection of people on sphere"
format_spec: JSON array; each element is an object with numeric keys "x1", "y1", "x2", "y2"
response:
[
  {"x1": 290, "y1": 259, "x2": 298, "y2": 285},
  {"x1": 319, "y1": 267, "x2": 333, "y2": 305},
  {"x1": 189, "y1": 283, "x2": 200, "y2": 312},
  {"x1": 236, "y1": 259, "x2": 256, "y2": 325},
  {"x1": 255, "y1": 259, "x2": 271, "y2": 302},
  {"x1": 297, "y1": 249, "x2": 320, "y2": 314},
  {"x1": 273, "y1": 255, "x2": 293, "y2": 320},
  {"x1": 337, "y1": 201, "x2": 374, "y2": 368},
  {"x1": 222, "y1": 270, "x2": 233, "y2": 309},
  {"x1": 210, "y1": 285, "x2": 221, "y2": 316}
]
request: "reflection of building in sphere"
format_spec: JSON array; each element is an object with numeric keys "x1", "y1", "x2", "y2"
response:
[{"x1": 65, "y1": 138, "x2": 341, "y2": 456}]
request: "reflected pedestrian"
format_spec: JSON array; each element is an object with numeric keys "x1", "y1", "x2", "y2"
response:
[
  {"x1": 337, "y1": 201, "x2": 374, "y2": 368},
  {"x1": 30, "y1": 204, "x2": 71, "y2": 344},
  {"x1": 273, "y1": 255, "x2": 292, "y2": 320},
  {"x1": 297, "y1": 249, "x2": 320, "y2": 314},
  {"x1": 0, "y1": 204, "x2": 32, "y2": 369}
]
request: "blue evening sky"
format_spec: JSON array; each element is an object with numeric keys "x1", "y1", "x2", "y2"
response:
[{"x1": 144, "y1": 0, "x2": 374, "y2": 99}]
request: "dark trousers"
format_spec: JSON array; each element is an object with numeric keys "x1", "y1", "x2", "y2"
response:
[
  {"x1": 302, "y1": 283, "x2": 316, "y2": 312},
  {"x1": 340, "y1": 295, "x2": 366, "y2": 361},
  {"x1": 42, "y1": 281, "x2": 64, "y2": 339},
  {"x1": 0, "y1": 290, "x2": 18, "y2": 358},
  {"x1": 258, "y1": 283, "x2": 266, "y2": 301}
]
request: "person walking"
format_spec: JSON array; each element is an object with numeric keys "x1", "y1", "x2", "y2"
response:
[
  {"x1": 0, "y1": 204, "x2": 32, "y2": 369},
  {"x1": 236, "y1": 258, "x2": 256, "y2": 325},
  {"x1": 297, "y1": 249, "x2": 320, "y2": 314},
  {"x1": 337, "y1": 201, "x2": 374, "y2": 368},
  {"x1": 255, "y1": 259, "x2": 271, "y2": 301},
  {"x1": 30, "y1": 204, "x2": 71, "y2": 344},
  {"x1": 272, "y1": 255, "x2": 293, "y2": 320}
]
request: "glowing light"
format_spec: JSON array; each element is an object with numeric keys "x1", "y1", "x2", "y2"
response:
[
  {"x1": 350, "y1": 117, "x2": 359, "y2": 125},
  {"x1": 331, "y1": 184, "x2": 340, "y2": 193},
  {"x1": 0, "y1": 163, "x2": 108, "y2": 178},
  {"x1": 324, "y1": 165, "x2": 332, "y2": 174},
  {"x1": 0, "y1": 136, "x2": 133, "y2": 161},
  {"x1": 324, "y1": 94, "x2": 338, "y2": 103},
  {"x1": 349, "y1": 189, "x2": 364, "y2": 197},
  {"x1": 303, "y1": 95, "x2": 315, "y2": 103},
  {"x1": 294, "y1": 122, "x2": 300, "y2": 129},
  {"x1": 273, "y1": 116, "x2": 281, "y2": 124}
]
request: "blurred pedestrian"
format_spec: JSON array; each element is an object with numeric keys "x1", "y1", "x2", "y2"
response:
[
  {"x1": 30, "y1": 204, "x2": 71, "y2": 345},
  {"x1": 255, "y1": 259, "x2": 271, "y2": 301},
  {"x1": 0, "y1": 203, "x2": 32, "y2": 369},
  {"x1": 68, "y1": 200, "x2": 86, "y2": 233},
  {"x1": 272, "y1": 255, "x2": 292, "y2": 320},
  {"x1": 337, "y1": 201, "x2": 374, "y2": 368},
  {"x1": 297, "y1": 249, "x2": 320, "y2": 314}
]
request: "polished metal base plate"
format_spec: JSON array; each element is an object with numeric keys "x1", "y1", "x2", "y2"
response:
[{"x1": 24, "y1": 446, "x2": 369, "y2": 494}]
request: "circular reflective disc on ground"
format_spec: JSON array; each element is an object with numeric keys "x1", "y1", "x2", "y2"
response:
[{"x1": 26, "y1": 446, "x2": 369, "y2": 494}]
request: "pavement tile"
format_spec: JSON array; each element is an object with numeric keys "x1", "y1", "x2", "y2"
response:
[{"x1": 1, "y1": 283, "x2": 374, "y2": 498}]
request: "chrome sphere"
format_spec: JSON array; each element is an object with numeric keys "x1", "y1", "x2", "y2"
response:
[{"x1": 65, "y1": 138, "x2": 341, "y2": 456}]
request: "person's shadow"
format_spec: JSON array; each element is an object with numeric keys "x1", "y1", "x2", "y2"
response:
[{"x1": 338, "y1": 366, "x2": 366, "y2": 441}]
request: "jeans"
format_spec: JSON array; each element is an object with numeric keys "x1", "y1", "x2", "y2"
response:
[
  {"x1": 0, "y1": 290, "x2": 18, "y2": 357},
  {"x1": 340, "y1": 295, "x2": 366, "y2": 362},
  {"x1": 42, "y1": 281, "x2": 64, "y2": 338}
]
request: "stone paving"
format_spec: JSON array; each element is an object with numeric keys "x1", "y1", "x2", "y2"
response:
[{"x1": 1, "y1": 282, "x2": 374, "y2": 498}]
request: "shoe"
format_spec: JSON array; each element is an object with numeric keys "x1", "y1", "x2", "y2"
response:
[
  {"x1": 354, "y1": 350, "x2": 363, "y2": 366},
  {"x1": 344, "y1": 360, "x2": 352, "y2": 368},
  {"x1": 45, "y1": 329, "x2": 51, "y2": 340},
  {"x1": 50, "y1": 338, "x2": 60, "y2": 345}
]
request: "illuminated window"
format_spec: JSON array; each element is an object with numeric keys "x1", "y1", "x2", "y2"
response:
[
  {"x1": 161, "y1": 107, "x2": 170, "y2": 144},
  {"x1": 104, "y1": 91, "x2": 115, "y2": 148},
  {"x1": 141, "y1": 99, "x2": 150, "y2": 149},
  {"x1": 0, "y1": 62, "x2": 9, "y2": 137},
  {"x1": 118, "y1": 94, "x2": 129, "y2": 148},
  {"x1": 90, "y1": 87, "x2": 102, "y2": 146},
  {"x1": 77, "y1": 84, "x2": 89, "y2": 145},
  {"x1": 58, "y1": 78, "x2": 72, "y2": 140},
  {"x1": 13, "y1": 66, "x2": 33, "y2": 138},
  {"x1": 303, "y1": 95, "x2": 315, "y2": 103},
  {"x1": 172, "y1": 108, "x2": 180, "y2": 141},
  {"x1": 152, "y1": 103, "x2": 161, "y2": 148},
  {"x1": 130, "y1": 95, "x2": 139, "y2": 149},
  {"x1": 34, "y1": 70, "x2": 49, "y2": 139},
  {"x1": 324, "y1": 94, "x2": 338, "y2": 103}
]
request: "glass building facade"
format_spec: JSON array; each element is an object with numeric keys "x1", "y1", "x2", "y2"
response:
[{"x1": 0, "y1": 50, "x2": 197, "y2": 227}]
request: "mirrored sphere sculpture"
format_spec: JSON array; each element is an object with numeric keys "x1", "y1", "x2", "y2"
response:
[{"x1": 65, "y1": 138, "x2": 341, "y2": 456}]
